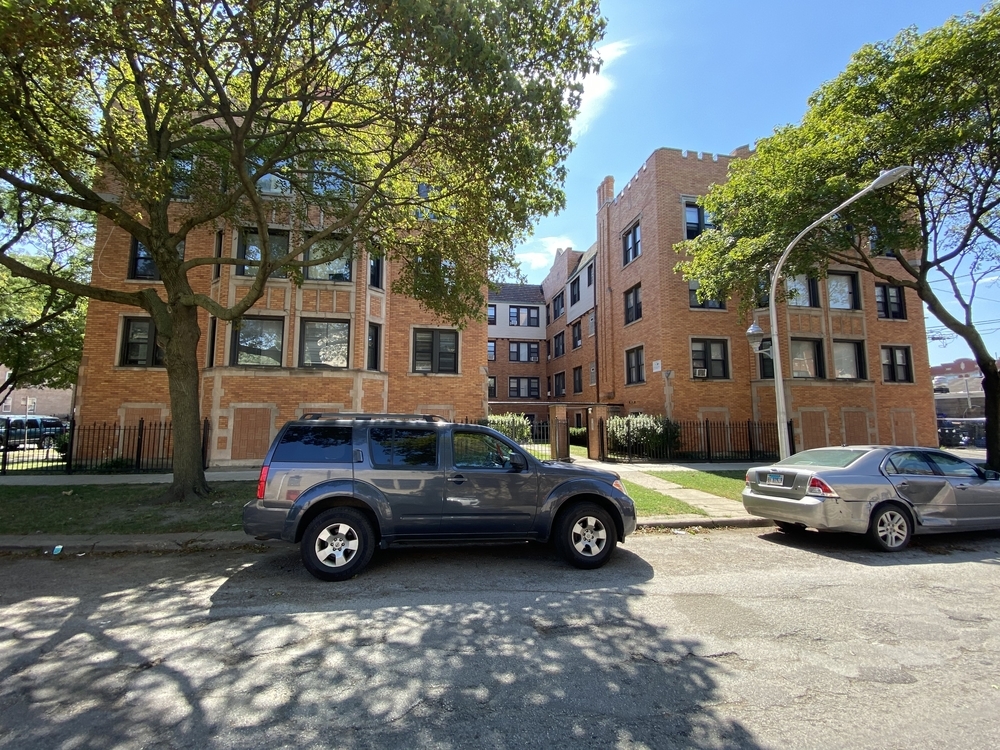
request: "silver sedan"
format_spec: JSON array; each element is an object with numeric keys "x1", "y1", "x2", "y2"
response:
[{"x1": 742, "y1": 446, "x2": 1000, "y2": 551}]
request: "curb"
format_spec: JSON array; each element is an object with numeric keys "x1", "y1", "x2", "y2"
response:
[{"x1": 637, "y1": 515, "x2": 774, "y2": 530}]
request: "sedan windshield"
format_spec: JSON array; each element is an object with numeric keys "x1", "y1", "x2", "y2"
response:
[{"x1": 775, "y1": 448, "x2": 870, "y2": 468}]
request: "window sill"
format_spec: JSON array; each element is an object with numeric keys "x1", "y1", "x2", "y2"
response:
[
  {"x1": 114, "y1": 365, "x2": 166, "y2": 371},
  {"x1": 690, "y1": 377, "x2": 732, "y2": 382},
  {"x1": 624, "y1": 380, "x2": 646, "y2": 387},
  {"x1": 123, "y1": 278, "x2": 163, "y2": 285},
  {"x1": 876, "y1": 317, "x2": 909, "y2": 322},
  {"x1": 688, "y1": 306, "x2": 727, "y2": 313},
  {"x1": 829, "y1": 308, "x2": 864, "y2": 313},
  {"x1": 301, "y1": 278, "x2": 354, "y2": 286},
  {"x1": 409, "y1": 371, "x2": 462, "y2": 377},
  {"x1": 623, "y1": 318, "x2": 642, "y2": 327}
]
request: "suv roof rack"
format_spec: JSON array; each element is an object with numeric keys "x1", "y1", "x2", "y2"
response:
[{"x1": 298, "y1": 413, "x2": 451, "y2": 423}]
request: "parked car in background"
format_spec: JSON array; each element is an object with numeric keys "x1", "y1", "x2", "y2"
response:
[
  {"x1": 1, "y1": 415, "x2": 67, "y2": 449},
  {"x1": 244, "y1": 414, "x2": 637, "y2": 581},
  {"x1": 743, "y1": 446, "x2": 1000, "y2": 552}
]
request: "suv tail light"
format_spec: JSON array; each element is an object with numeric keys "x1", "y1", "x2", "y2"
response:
[
  {"x1": 256, "y1": 465, "x2": 269, "y2": 500},
  {"x1": 807, "y1": 476, "x2": 838, "y2": 498}
]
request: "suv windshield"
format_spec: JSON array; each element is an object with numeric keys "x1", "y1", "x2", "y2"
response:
[{"x1": 775, "y1": 448, "x2": 869, "y2": 468}]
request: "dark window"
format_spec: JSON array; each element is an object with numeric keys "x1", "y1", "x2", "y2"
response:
[
  {"x1": 453, "y1": 431, "x2": 518, "y2": 469},
  {"x1": 369, "y1": 256, "x2": 383, "y2": 288},
  {"x1": 790, "y1": 339, "x2": 825, "y2": 378},
  {"x1": 886, "y1": 451, "x2": 936, "y2": 476},
  {"x1": 413, "y1": 329, "x2": 458, "y2": 373},
  {"x1": 120, "y1": 318, "x2": 164, "y2": 367},
  {"x1": 624, "y1": 284, "x2": 642, "y2": 323},
  {"x1": 832, "y1": 340, "x2": 866, "y2": 379},
  {"x1": 509, "y1": 306, "x2": 540, "y2": 327},
  {"x1": 488, "y1": 340, "x2": 496, "y2": 361},
  {"x1": 546, "y1": 376, "x2": 551, "y2": 395},
  {"x1": 306, "y1": 236, "x2": 351, "y2": 281},
  {"x1": 553, "y1": 332, "x2": 565, "y2": 357},
  {"x1": 238, "y1": 229, "x2": 289, "y2": 277},
  {"x1": 758, "y1": 338, "x2": 773, "y2": 379},
  {"x1": 488, "y1": 376, "x2": 496, "y2": 398},
  {"x1": 685, "y1": 202, "x2": 713, "y2": 239},
  {"x1": 207, "y1": 317, "x2": 217, "y2": 368},
  {"x1": 128, "y1": 237, "x2": 159, "y2": 280},
  {"x1": 572, "y1": 321, "x2": 582, "y2": 349},
  {"x1": 213, "y1": 230, "x2": 223, "y2": 280},
  {"x1": 786, "y1": 276, "x2": 819, "y2": 307},
  {"x1": 554, "y1": 371, "x2": 566, "y2": 396},
  {"x1": 626, "y1": 346, "x2": 644, "y2": 385},
  {"x1": 171, "y1": 155, "x2": 193, "y2": 200},
  {"x1": 369, "y1": 427, "x2": 437, "y2": 467},
  {"x1": 692, "y1": 339, "x2": 728, "y2": 379},
  {"x1": 367, "y1": 323, "x2": 381, "y2": 370},
  {"x1": 881, "y1": 346, "x2": 912, "y2": 383},
  {"x1": 828, "y1": 273, "x2": 859, "y2": 310},
  {"x1": 622, "y1": 222, "x2": 641, "y2": 265},
  {"x1": 487, "y1": 304, "x2": 496, "y2": 325},
  {"x1": 231, "y1": 317, "x2": 284, "y2": 366},
  {"x1": 272, "y1": 425, "x2": 352, "y2": 463},
  {"x1": 570, "y1": 278, "x2": 580, "y2": 305},
  {"x1": 869, "y1": 226, "x2": 895, "y2": 257},
  {"x1": 546, "y1": 339, "x2": 551, "y2": 358},
  {"x1": 508, "y1": 377, "x2": 540, "y2": 398},
  {"x1": 586, "y1": 263, "x2": 594, "y2": 287},
  {"x1": 689, "y1": 280, "x2": 725, "y2": 309},
  {"x1": 552, "y1": 293, "x2": 565, "y2": 319},
  {"x1": 300, "y1": 320, "x2": 349, "y2": 368},
  {"x1": 508, "y1": 341, "x2": 539, "y2": 362},
  {"x1": 545, "y1": 304, "x2": 550, "y2": 324},
  {"x1": 573, "y1": 366, "x2": 583, "y2": 393},
  {"x1": 875, "y1": 285, "x2": 906, "y2": 319},
  {"x1": 927, "y1": 451, "x2": 980, "y2": 478}
]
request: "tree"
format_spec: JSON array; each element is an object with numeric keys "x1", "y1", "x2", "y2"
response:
[
  {"x1": 676, "y1": 5, "x2": 1000, "y2": 469},
  {"x1": 0, "y1": 0, "x2": 604, "y2": 500},
  {"x1": 0, "y1": 214, "x2": 91, "y2": 407}
]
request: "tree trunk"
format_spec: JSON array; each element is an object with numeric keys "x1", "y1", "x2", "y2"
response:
[
  {"x1": 163, "y1": 304, "x2": 210, "y2": 501},
  {"x1": 980, "y1": 362, "x2": 1000, "y2": 471}
]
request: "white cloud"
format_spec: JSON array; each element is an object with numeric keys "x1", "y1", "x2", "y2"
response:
[
  {"x1": 573, "y1": 40, "x2": 631, "y2": 137},
  {"x1": 515, "y1": 235, "x2": 576, "y2": 276}
]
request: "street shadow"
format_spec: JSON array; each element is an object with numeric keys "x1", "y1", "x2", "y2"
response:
[
  {"x1": 756, "y1": 527, "x2": 1000, "y2": 567},
  {"x1": 0, "y1": 544, "x2": 766, "y2": 749}
]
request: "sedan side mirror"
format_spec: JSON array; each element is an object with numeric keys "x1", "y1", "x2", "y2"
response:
[
  {"x1": 509, "y1": 452, "x2": 527, "y2": 473},
  {"x1": 985, "y1": 469, "x2": 1000, "y2": 481}
]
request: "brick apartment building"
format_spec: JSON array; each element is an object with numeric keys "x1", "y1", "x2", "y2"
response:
[
  {"x1": 76, "y1": 202, "x2": 488, "y2": 466},
  {"x1": 487, "y1": 146, "x2": 937, "y2": 450}
]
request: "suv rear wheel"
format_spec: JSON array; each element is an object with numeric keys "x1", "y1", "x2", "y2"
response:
[
  {"x1": 555, "y1": 501, "x2": 617, "y2": 569},
  {"x1": 301, "y1": 507, "x2": 375, "y2": 581}
]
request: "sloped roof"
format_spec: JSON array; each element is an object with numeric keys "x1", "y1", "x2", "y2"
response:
[{"x1": 489, "y1": 283, "x2": 545, "y2": 304}]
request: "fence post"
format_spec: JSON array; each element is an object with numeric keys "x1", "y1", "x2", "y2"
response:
[
  {"x1": 66, "y1": 418, "x2": 75, "y2": 474},
  {"x1": 747, "y1": 420, "x2": 755, "y2": 462},
  {"x1": 1, "y1": 417, "x2": 8, "y2": 476},
  {"x1": 626, "y1": 418, "x2": 632, "y2": 463},
  {"x1": 598, "y1": 418, "x2": 605, "y2": 462},
  {"x1": 201, "y1": 418, "x2": 211, "y2": 470},
  {"x1": 786, "y1": 419, "x2": 796, "y2": 455},
  {"x1": 134, "y1": 418, "x2": 145, "y2": 471},
  {"x1": 704, "y1": 419, "x2": 712, "y2": 462}
]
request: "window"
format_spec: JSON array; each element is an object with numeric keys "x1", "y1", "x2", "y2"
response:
[
  {"x1": 688, "y1": 279, "x2": 724, "y2": 309},
  {"x1": 508, "y1": 377, "x2": 540, "y2": 398},
  {"x1": 247, "y1": 156, "x2": 292, "y2": 195},
  {"x1": 238, "y1": 229, "x2": 289, "y2": 277},
  {"x1": 832, "y1": 340, "x2": 865, "y2": 379},
  {"x1": 413, "y1": 329, "x2": 458, "y2": 373},
  {"x1": 927, "y1": 452, "x2": 980, "y2": 478},
  {"x1": 553, "y1": 332, "x2": 565, "y2": 357},
  {"x1": 572, "y1": 322, "x2": 582, "y2": 349},
  {"x1": 453, "y1": 431, "x2": 519, "y2": 469},
  {"x1": 869, "y1": 226, "x2": 895, "y2": 257},
  {"x1": 570, "y1": 277, "x2": 580, "y2": 305},
  {"x1": 622, "y1": 222, "x2": 641, "y2": 265},
  {"x1": 786, "y1": 276, "x2": 818, "y2": 307},
  {"x1": 213, "y1": 230, "x2": 223, "y2": 280},
  {"x1": 626, "y1": 346, "x2": 645, "y2": 385},
  {"x1": 273, "y1": 425, "x2": 353, "y2": 463},
  {"x1": 488, "y1": 376, "x2": 497, "y2": 398},
  {"x1": 367, "y1": 323, "x2": 380, "y2": 370},
  {"x1": 305, "y1": 237, "x2": 351, "y2": 281},
  {"x1": 128, "y1": 237, "x2": 158, "y2": 280},
  {"x1": 552, "y1": 293, "x2": 565, "y2": 319},
  {"x1": 369, "y1": 256, "x2": 383, "y2": 288},
  {"x1": 369, "y1": 427, "x2": 438, "y2": 467},
  {"x1": 758, "y1": 338, "x2": 774, "y2": 379},
  {"x1": 790, "y1": 339, "x2": 824, "y2": 378},
  {"x1": 685, "y1": 202, "x2": 712, "y2": 239},
  {"x1": 875, "y1": 284, "x2": 906, "y2": 319},
  {"x1": 1, "y1": 401, "x2": 10, "y2": 413},
  {"x1": 545, "y1": 304, "x2": 550, "y2": 324},
  {"x1": 885, "y1": 451, "x2": 936, "y2": 476},
  {"x1": 487, "y1": 304, "x2": 496, "y2": 325},
  {"x1": 509, "y1": 306, "x2": 540, "y2": 327},
  {"x1": 691, "y1": 339, "x2": 728, "y2": 379},
  {"x1": 554, "y1": 371, "x2": 566, "y2": 396},
  {"x1": 881, "y1": 346, "x2": 912, "y2": 383},
  {"x1": 488, "y1": 340, "x2": 496, "y2": 361},
  {"x1": 586, "y1": 263, "x2": 594, "y2": 287},
  {"x1": 827, "y1": 273, "x2": 859, "y2": 310},
  {"x1": 170, "y1": 155, "x2": 193, "y2": 200},
  {"x1": 508, "y1": 341, "x2": 539, "y2": 362},
  {"x1": 207, "y1": 317, "x2": 217, "y2": 368},
  {"x1": 589, "y1": 362, "x2": 596, "y2": 386},
  {"x1": 120, "y1": 318, "x2": 164, "y2": 367},
  {"x1": 232, "y1": 318, "x2": 284, "y2": 366},
  {"x1": 546, "y1": 376, "x2": 551, "y2": 396},
  {"x1": 573, "y1": 366, "x2": 583, "y2": 393},
  {"x1": 300, "y1": 320, "x2": 349, "y2": 368},
  {"x1": 588, "y1": 311, "x2": 595, "y2": 337},
  {"x1": 546, "y1": 338, "x2": 551, "y2": 358},
  {"x1": 624, "y1": 284, "x2": 642, "y2": 323}
]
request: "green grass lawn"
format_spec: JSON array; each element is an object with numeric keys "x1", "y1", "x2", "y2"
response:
[
  {"x1": 621, "y1": 479, "x2": 707, "y2": 517},
  {"x1": 0, "y1": 482, "x2": 254, "y2": 536},
  {"x1": 645, "y1": 470, "x2": 747, "y2": 501}
]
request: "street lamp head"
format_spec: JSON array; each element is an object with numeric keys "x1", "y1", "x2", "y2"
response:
[
  {"x1": 745, "y1": 321, "x2": 765, "y2": 353},
  {"x1": 869, "y1": 166, "x2": 913, "y2": 191}
]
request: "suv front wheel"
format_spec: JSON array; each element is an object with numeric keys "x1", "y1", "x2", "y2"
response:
[
  {"x1": 555, "y1": 501, "x2": 617, "y2": 569},
  {"x1": 301, "y1": 507, "x2": 375, "y2": 581}
]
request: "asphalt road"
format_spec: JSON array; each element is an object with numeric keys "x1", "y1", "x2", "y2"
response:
[{"x1": 1, "y1": 528, "x2": 999, "y2": 749}]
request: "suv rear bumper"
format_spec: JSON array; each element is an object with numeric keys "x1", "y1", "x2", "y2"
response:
[{"x1": 243, "y1": 500, "x2": 288, "y2": 540}]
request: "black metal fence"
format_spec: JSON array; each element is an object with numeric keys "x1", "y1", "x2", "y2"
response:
[
  {"x1": 0, "y1": 418, "x2": 210, "y2": 475},
  {"x1": 603, "y1": 417, "x2": 786, "y2": 463}
]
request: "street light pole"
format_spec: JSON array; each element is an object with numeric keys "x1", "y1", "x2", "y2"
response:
[{"x1": 754, "y1": 167, "x2": 912, "y2": 460}]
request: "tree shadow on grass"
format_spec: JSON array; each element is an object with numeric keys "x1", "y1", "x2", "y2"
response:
[{"x1": 0, "y1": 544, "x2": 766, "y2": 749}]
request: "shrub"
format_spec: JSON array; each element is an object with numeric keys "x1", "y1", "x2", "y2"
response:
[
  {"x1": 568, "y1": 426, "x2": 588, "y2": 446},
  {"x1": 488, "y1": 413, "x2": 532, "y2": 443},
  {"x1": 53, "y1": 432, "x2": 70, "y2": 458},
  {"x1": 606, "y1": 414, "x2": 680, "y2": 458}
]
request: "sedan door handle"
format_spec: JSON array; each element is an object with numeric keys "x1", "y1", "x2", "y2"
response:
[
  {"x1": 896, "y1": 481, "x2": 909, "y2": 488},
  {"x1": 447, "y1": 474, "x2": 466, "y2": 484},
  {"x1": 956, "y1": 483, "x2": 970, "y2": 489}
]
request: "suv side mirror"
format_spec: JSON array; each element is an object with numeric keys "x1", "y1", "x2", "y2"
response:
[
  {"x1": 985, "y1": 469, "x2": 1000, "y2": 481},
  {"x1": 509, "y1": 452, "x2": 527, "y2": 473}
]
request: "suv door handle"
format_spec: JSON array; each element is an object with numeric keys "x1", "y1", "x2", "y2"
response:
[{"x1": 448, "y1": 475, "x2": 466, "y2": 484}]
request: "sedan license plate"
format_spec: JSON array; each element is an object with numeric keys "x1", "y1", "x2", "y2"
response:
[{"x1": 765, "y1": 473, "x2": 784, "y2": 486}]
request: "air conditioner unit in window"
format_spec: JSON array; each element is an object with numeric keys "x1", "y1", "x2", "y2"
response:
[
  {"x1": 530, "y1": 356, "x2": 539, "y2": 362},
  {"x1": 694, "y1": 368, "x2": 708, "y2": 378}
]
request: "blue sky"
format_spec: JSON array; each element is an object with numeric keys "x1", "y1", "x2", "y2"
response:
[{"x1": 513, "y1": 0, "x2": 996, "y2": 366}]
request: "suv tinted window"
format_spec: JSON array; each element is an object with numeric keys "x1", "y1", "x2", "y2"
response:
[
  {"x1": 272, "y1": 425, "x2": 352, "y2": 463},
  {"x1": 369, "y1": 427, "x2": 437, "y2": 467},
  {"x1": 42, "y1": 419, "x2": 62, "y2": 429}
]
